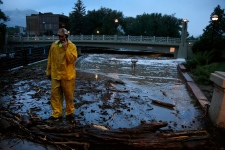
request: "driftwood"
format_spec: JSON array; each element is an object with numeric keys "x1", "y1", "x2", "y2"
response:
[
  {"x1": 0, "y1": 107, "x2": 210, "y2": 150},
  {"x1": 107, "y1": 87, "x2": 130, "y2": 92},
  {"x1": 151, "y1": 99, "x2": 175, "y2": 108}
]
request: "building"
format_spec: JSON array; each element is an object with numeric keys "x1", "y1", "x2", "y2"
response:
[{"x1": 26, "y1": 12, "x2": 69, "y2": 36}]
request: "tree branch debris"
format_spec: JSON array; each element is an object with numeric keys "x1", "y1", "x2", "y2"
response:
[{"x1": 0, "y1": 107, "x2": 210, "y2": 150}]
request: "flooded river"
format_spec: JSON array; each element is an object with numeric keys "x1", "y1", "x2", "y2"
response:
[
  {"x1": 0, "y1": 53, "x2": 206, "y2": 149},
  {"x1": 75, "y1": 53, "x2": 205, "y2": 131}
]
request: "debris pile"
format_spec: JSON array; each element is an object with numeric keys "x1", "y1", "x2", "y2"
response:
[{"x1": 0, "y1": 108, "x2": 210, "y2": 150}]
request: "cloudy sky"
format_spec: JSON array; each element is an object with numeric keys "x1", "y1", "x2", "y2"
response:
[{"x1": 1, "y1": 0, "x2": 225, "y2": 37}]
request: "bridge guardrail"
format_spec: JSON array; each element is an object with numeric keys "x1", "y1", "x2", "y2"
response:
[
  {"x1": 7, "y1": 35, "x2": 184, "y2": 43},
  {"x1": 7, "y1": 35, "x2": 198, "y2": 44}
]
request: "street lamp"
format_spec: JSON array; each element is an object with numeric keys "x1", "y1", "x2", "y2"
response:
[
  {"x1": 27, "y1": 21, "x2": 30, "y2": 36},
  {"x1": 183, "y1": 19, "x2": 189, "y2": 23},
  {"x1": 177, "y1": 18, "x2": 189, "y2": 58},
  {"x1": 211, "y1": 15, "x2": 218, "y2": 50},
  {"x1": 42, "y1": 22, "x2": 45, "y2": 35},
  {"x1": 114, "y1": 19, "x2": 119, "y2": 41},
  {"x1": 212, "y1": 15, "x2": 218, "y2": 21},
  {"x1": 68, "y1": 31, "x2": 70, "y2": 39},
  {"x1": 181, "y1": 19, "x2": 189, "y2": 46},
  {"x1": 114, "y1": 19, "x2": 119, "y2": 34}
]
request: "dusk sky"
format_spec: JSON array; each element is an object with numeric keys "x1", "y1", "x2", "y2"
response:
[{"x1": 1, "y1": 0, "x2": 225, "y2": 37}]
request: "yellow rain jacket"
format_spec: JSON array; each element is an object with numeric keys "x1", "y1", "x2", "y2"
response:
[
  {"x1": 46, "y1": 40, "x2": 77, "y2": 80},
  {"x1": 46, "y1": 40, "x2": 77, "y2": 118}
]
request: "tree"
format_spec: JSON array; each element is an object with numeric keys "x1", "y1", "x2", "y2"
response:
[
  {"x1": 0, "y1": 0, "x2": 7, "y2": 22},
  {"x1": 192, "y1": 5, "x2": 225, "y2": 62},
  {"x1": 69, "y1": 0, "x2": 86, "y2": 35},
  {"x1": 0, "y1": 0, "x2": 9, "y2": 49},
  {"x1": 6, "y1": 27, "x2": 20, "y2": 35},
  {"x1": 123, "y1": 17, "x2": 137, "y2": 35},
  {"x1": 161, "y1": 14, "x2": 182, "y2": 37},
  {"x1": 85, "y1": 7, "x2": 124, "y2": 35},
  {"x1": 123, "y1": 13, "x2": 182, "y2": 37}
]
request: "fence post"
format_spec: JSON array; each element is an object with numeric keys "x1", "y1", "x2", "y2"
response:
[
  {"x1": 23, "y1": 49, "x2": 28, "y2": 66},
  {"x1": 114, "y1": 35, "x2": 117, "y2": 41},
  {"x1": 29, "y1": 45, "x2": 32, "y2": 54},
  {"x1": 44, "y1": 46, "x2": 46, "y2": 54}
]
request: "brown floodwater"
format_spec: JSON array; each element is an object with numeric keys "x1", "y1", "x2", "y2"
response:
[
  {"x1": 74, "y1": 54, "x2": 205, "y2": 130},
  {"x1": 0, "y1": 53, "x2": 206, "y2": 149}
]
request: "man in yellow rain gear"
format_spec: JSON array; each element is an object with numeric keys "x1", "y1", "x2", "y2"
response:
[{"x1": 46, "y1": 28, "x2": 77, "y2": 120}]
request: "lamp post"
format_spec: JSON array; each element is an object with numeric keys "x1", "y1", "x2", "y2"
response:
[
  {"x1": 114, "y1": 19, "x2": 118, "y2": 34},
  {"x1": 68, "y1": 31, "x2": 70, "y2": 39},
  {"x1": 181, "y1": 19, "x2": 189, "y2": 46},
  {"x1": 114, "y1": 19, "x2": 119, "y2": 41},
  {"x1": 211, "y1": 15, "x2": 218, "y2": 50},
  {"x1": 27, "y1": 21, "x2": 30, "y2": 36},
  {"x1": 42, "y1": 22, "x2": 45, "y2": 35},
  {"x1": 177, "y1": 18, "x2": 189, "y2": 58}
]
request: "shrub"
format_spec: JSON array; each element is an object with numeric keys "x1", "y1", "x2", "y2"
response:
[
  {"x1": 192, "y1": 62, "x2": 225, "y2": 85},
  {"x1": 185, "y1": 51, "x2": 213, "y2": 69}
]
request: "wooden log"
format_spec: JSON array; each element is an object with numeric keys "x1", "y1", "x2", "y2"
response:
[
  {"x1": 50, "y1": 132, "x2": 81, "y2": 138},
  {"x1": 151, "y1": 99, "x2": 175, "y2": 108},
  {"x1": 0, "y1": 107, "x2": 210, "y2": 150},
  {"x1": 119, "y1": 122, "x2": 168, "y2": 133},
  {"x1": 50, "y1": 141, "x2": 90, "y2": 147},
  {"x1": 0, "y1": 118, "x2": 11, "y2": 132},
  {"x1": 107, "y1": 87, "x2": 129, "y2": 92}
]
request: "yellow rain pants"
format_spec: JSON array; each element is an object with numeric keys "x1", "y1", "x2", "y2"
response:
[
  {"x1": 46, "y1": 40, "x2": 77, "y2": 118},
  {"x1": 51, "y1": 79, "x2": 75, "y2": 117}
]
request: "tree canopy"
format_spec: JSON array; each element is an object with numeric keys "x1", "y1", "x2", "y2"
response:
[
  {"x1": 192, "y1": 5, "x2": 225, "y2": 61},
  {"x1": 69, "y1": 0, "x2": 86, "y2": 34},
  {"x1": 68, "y1": 0, "x2": 183, "y2": 37},
  {"x1": 123, "y1": 13, "x2": 182, "y2": 37},
  {"x1": 85, "y1": 7, "x2": 124, "y2": 35},
  {"x1": 0, "y1": 0, "x2": 9, "y2": 49}
]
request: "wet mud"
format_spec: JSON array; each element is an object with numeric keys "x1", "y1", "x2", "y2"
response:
[{"x1": 0, "y1": 54, "x2": 210, "y2": 149}]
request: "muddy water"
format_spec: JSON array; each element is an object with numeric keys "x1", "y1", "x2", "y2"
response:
[
  {"x1": 0, "y1": 53, "x2": 205, "y2": 132},
  {"x1": 0, "y1": 53, "x2": 206, "y2": 149},
  {"x1": 75, "y1": 54, "x2": 205, "y2": 131}
]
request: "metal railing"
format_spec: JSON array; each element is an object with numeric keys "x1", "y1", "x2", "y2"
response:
[
  {"x1": 7, "y1": 35, "x2": 182, "y2": 43},
  {"x1": 0, "y1": 46, "x2": 50, "y2": 71}
]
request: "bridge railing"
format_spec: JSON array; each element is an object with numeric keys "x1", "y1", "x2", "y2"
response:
[{"x1": 7, "y1": 35, "x2": 182, "y2": 43}]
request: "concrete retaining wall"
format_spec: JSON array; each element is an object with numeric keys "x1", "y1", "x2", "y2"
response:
[{"x1": 177, "y1": 64, "x2": 210, "y2": 113}]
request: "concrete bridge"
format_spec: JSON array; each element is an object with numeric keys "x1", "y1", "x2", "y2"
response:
[
  {"x1": 7, "y1": 34, "x2": 195, "y2": 58},
  {"x1": 6, "y1": 21, "x2": 194, "y2": 58}
]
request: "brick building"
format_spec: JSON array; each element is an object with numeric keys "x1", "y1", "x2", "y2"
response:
[{"x1": 26, "y1": 12, "x2": 69, "y2": 36}]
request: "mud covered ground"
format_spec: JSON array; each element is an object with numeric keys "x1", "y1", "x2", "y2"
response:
[{"x1": 0, "y1": 54, "x2": 225, "y2": 149}]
